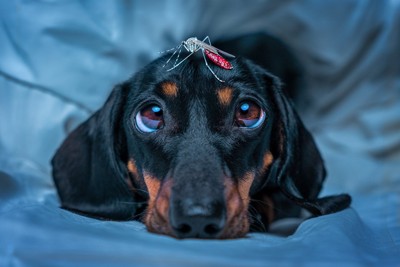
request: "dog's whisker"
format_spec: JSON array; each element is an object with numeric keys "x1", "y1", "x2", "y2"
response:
[
  {"x1": 128, "y1": 188, "x2": 149, "y2": 195},
  {"x1": 247, "y1": 214, "x2": 267, "y2": 232},
  {"x1": 249, "y1": 198, "x2": 273, "y2": 206},
  {"x1": 247, "y1": 205, "x2": 268, "y2": 232},
  {"x1": 117, "y1": 200, "x2": 148, "y2": 205},
  {"x1": 130, "y1": 210, "x2": 147, "y2": 221},
  {"x1": 250, "y1": 197, "x2": 305, "y2": 219}
]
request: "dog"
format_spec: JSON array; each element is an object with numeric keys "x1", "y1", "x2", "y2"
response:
[{"x1": 52, "y1": 33, "x2": 351, "y2": 239}]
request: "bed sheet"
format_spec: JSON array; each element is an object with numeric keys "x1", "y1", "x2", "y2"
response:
[{"x1": 1, "y1": 1, "x2": 399, "y2": 266}]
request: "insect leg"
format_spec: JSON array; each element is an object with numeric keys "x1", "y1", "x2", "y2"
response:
[
  {"x1": 201, "y1": 48, "x2": 224, "y2": 82},
  {"x1": 166, "y1": 51, "x2": 195, "y2": 71},
  {"x1": 162, "y1": 43, "x2": 183, "y2": 68},
  {"x1": 158, "y1": 43, "x2": 182, "y2": 54},
  {"x1": 203, "y1": 36, "x2": 212, "y2": 45},
  {"x1": 172, "y1": 44, "x2": 183, "y2": 68}
]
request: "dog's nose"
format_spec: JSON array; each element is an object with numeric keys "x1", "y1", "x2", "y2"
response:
[{"x1": 170, "y1": 199, "x2": 226, "y2": 239}]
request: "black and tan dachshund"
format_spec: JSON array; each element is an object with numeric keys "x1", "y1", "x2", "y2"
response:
[{"x1": 52, "y1": 33, "x2": 351, "y2": 239}]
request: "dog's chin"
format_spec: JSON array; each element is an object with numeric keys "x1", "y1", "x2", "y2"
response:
[
  {"x1": 218, "y1": 212, "x2": 250, "y2": 239},
  {"x1": 141, "y1": 175, "x2": 252, "y2": 239},
  {"x1": 144, "y1": 207, "x2": 175, "y2": 238}
]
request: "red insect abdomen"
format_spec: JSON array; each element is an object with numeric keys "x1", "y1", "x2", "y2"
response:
[{"x1": 204, "y1": 50, "x2": 233, "y2": 70}]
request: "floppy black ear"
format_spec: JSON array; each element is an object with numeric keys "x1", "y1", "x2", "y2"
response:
[
  {"x1": 266, "y1": 75, "x2": 351, "y2": 216},
  {"x1": 51, "y1": 83, "x2": 138, "y2": 220}
]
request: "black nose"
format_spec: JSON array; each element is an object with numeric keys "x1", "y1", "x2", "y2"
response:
[{"x1": 170, "y1": 199, "x2": 226, "y2": 239}]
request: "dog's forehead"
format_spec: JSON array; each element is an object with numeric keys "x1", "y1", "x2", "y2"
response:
[
  {"x1": 124, "y1": 56, "x2": 272, "y2": 128},
  {"x1": 157, "y1": 80, "x2": 237, "y2": 102},
  {"x1": 136, "y1": 56, "x2": 266, "y2": 103},
  {"x1": 155, "y1": 81, "x2": 238, "y2": 115}
]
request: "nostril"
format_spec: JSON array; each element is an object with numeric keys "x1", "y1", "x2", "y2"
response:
[
  {"x1": 204, "y1": 223, "x2": 221, "y2": 235},
  {"x1": 175, "y1": 223, "x2": 192, "y2": 234},
  {"x1": 170, "y1": 200, "x2": 226, "y2": 238}
]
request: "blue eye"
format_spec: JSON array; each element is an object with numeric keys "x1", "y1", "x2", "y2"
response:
[
  {"x1": 235, "y1": 101, "x2": 265, "y2": 128},
  {"x1": 135, "y1": 104, "x2": 164, "y2": 133}
]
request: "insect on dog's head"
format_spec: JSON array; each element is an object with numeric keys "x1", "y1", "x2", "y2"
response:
[{"x1": 119, "y1": 55, "x2": 278, "y2": 238}]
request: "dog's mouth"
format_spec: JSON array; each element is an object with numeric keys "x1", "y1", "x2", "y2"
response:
[{"x1": 142, "y1": 174, "x2": 255, "y2": 239}]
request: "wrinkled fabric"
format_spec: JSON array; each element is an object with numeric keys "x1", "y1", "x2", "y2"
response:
[{"x1": 0, "y1": 0, "x2": 399, "y2": 266}]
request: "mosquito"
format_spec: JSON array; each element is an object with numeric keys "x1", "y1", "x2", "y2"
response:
[{"x1": 161, "y1": 36, "x2": 235, "y2": 82}]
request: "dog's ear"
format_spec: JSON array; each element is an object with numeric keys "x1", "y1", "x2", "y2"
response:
[
  {"x1": 52, "y1": 83, "x2": 138, "y2": 220},
  {"x1": 265, "y1": 75, "x2": 351, "y2": 215}
]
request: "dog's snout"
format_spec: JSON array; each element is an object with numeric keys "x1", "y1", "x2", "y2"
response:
[
  {"x1": 168, "y1": 137, "x2": 228, "y2": 238},
  {"x1": 170, "y1": 199, "x2": 226, "y2": 239}
]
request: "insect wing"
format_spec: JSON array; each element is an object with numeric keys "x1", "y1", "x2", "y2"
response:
[
  {"x1": 199, "y1": 41, "x2": 235, "y2": 58},
  {"x1": 214, "y1": 48, "x2": 235, "y2": 58},
  {"x1": 204, "y1": 49, "x2": 233, "y2": 70}
]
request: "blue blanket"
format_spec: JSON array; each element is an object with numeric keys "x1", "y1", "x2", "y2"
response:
[{"x1": 1, "y1": 1, "x2": 399, "y2": 266}]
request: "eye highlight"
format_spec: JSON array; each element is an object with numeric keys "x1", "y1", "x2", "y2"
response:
[
  {"x1": 235, "y1": 101, "x2": 265, "y2": 128},
  {"x1": 135, "y1": 104, "x2": 164, "y2": 133}
]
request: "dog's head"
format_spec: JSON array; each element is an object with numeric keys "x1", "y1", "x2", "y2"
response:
[{"x1": 52, "y1": 54, "x2": 350, "y2": 239}]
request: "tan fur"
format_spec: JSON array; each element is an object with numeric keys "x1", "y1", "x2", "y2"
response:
[
  {"x1": 144, "y1": 178, "x2": 173, "y2": 236},
  {"x1": 220, "y1": 177, "x2": 249, "y2": 238},
  {"x1": 161, "y1": 81, "x2": 178, "y2": 97},
  {"x1": 238, "y1": 172, "x2": 255, "y2": 202},
  {"x1": 262, "y1": 152, "x2": 274, "y2": 173},
  {"x1": 217, "y1": 87, "x2": 233, "y2": 106},
  {"x1": 127, "y1": 159, "x2": 138, "y2": 177},
  {"x1": 143, "y1": 172, "x2": 161, "y2": 202}
]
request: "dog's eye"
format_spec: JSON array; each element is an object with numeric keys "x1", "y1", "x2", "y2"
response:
[
  {"x1": 135, "y1": 104, "x2": 164, "y2": 133},
  {"x1": 235, "y1": 101, "x2": 265, "y2": 128}
]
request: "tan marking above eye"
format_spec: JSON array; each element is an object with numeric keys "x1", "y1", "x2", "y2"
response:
[
  {"x1": 161, "y1": 81, "x2": 178, "y2": 97},
  {"x1": 217, "y1": 87, "x2": 233, "y2": 106}
]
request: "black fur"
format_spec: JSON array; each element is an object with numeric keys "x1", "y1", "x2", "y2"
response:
[{"x1": 52, "y1": 34, "x2": 351, "y2": 237}]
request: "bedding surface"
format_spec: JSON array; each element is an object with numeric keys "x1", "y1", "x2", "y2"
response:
[{"x1": 1, "y1": 1, "x2": 399, "y2": 266}]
